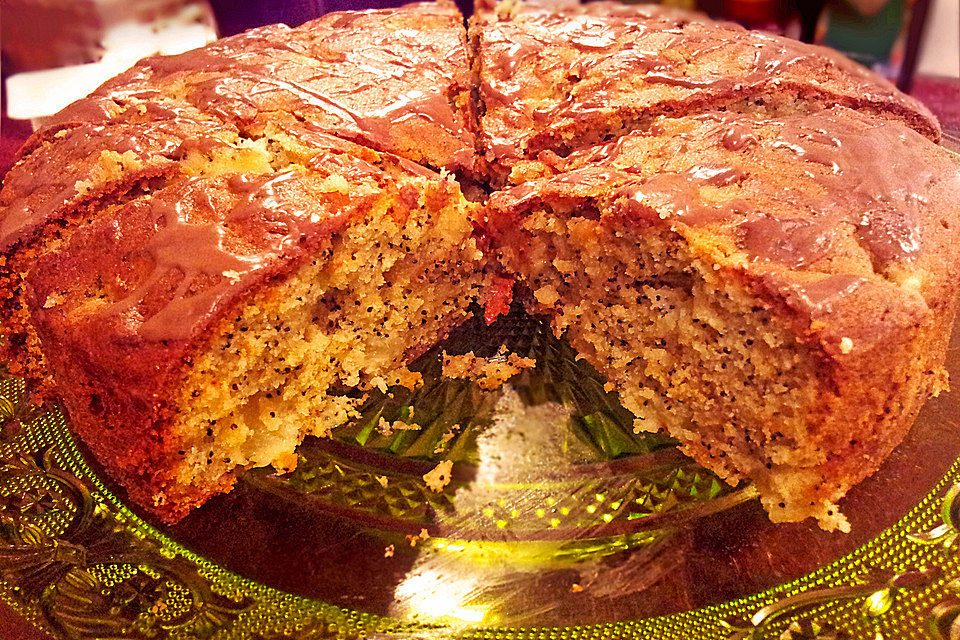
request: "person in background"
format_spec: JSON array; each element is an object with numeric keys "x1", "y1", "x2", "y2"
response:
[{"x1": 820, "y1": 0, "x2": 913, "y2": 75}]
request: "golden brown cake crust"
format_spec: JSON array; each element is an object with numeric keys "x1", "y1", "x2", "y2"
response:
[
  {"x1": 2, "y1": 0, "x2": 959, "y2": 527},
  {"x1": 484, "y1": 104, "x2": 960, "y2": 527},
  {"x1": 471, "y1": 1, "x2": 940, "y2": 184}
]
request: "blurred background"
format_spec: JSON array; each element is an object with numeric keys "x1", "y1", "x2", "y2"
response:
[{"x1": 0, "y1": 0, "x2": 957, "y2": 170}]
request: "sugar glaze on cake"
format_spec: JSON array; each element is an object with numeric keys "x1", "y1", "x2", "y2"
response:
[
  {"x1": 485, "y1": 106, "x2": 960, "y2": 530},
  {"x1": 1, "y1": 0, "x2": 958, "y2": 528}
]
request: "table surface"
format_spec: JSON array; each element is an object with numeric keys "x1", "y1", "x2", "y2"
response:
[{"x1": 0, "y1": 69, "x2": 957, "y2": 639}]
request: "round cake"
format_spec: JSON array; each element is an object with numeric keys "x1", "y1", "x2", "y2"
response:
[{"x1": 1, "y1": 0, "x2": 958, "y2": 530}]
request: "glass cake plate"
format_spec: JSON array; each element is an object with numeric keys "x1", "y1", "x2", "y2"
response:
[
  {"x1": 0, "y1": 144, "x2": 958, "y2": 640},
  {"x1": 1, "y1": 303, "x2": 960, "y2": 640}
]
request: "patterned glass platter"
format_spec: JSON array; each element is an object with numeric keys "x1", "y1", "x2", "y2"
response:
[{"x1": 3, "y1": 286, "x2": 960, "y2": 640}]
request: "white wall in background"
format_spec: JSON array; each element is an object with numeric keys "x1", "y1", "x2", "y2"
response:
[{"x1": 918, "y1": 0, "x2": 960, "y2": 77}]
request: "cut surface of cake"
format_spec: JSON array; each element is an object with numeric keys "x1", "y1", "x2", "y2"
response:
[
  {"x1": 471, "y1": 0, "x2": 939, "y2": 184},
  {"x1": 28, "y1": 138, "x2": 486, "y2": 521},
  {"x1": 2, "y1": 0, "x2": 959, "y2": 529},
  {"x1": 484, "y1": 106, "x2": 960, "y2": 530}
]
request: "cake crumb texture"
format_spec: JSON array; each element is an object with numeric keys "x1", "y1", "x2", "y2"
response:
[
  {"x1": 442, "y1": 346, "x2": 537, "y2": 389},
  {"x1": 424, "y1": 460, "x2": 454, "y2": 492},
  {"x1": 1, "y1": 0, "x2": 958, "y2": 529}
]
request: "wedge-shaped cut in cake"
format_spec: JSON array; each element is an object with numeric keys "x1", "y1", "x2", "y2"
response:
[
  {"x1": 27, "y1": 142, "x2": 487, "y2": 522},
  {"x1": 484, "y1": 107, "x2": 960, "y2": 530},
  {"x1": 471, "y1": 0, "x2": 940, "y2": 184}
]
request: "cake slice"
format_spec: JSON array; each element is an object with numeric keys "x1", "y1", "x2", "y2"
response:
[
  {"x1": 0, "y1": 101, "x2": 244, "y2": 399},
  {"x1": 58, "y1": 1, "x2": 477, "y2": 175},
  {"x1": 471, "y1": 0, "x2": 940, "y2": 185},
  {"x1": 484, "y1": 106, "x2": 960, "y2": 530},
  {"x1": 27, "y1": 139, "x2": 488, "y2": 522}
]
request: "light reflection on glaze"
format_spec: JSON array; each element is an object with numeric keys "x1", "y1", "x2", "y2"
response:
[
  {"x1": 103, "y1": 172, "x2": 309, "y2": 342},
  {"x1": 477, "y1": 2, "x2": 936, "y2": 161}
]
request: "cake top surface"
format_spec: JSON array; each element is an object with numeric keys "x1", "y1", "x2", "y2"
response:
[
  {"x1": 472, "y1": 0, "x2": 939, "y2": 182},
  {"x1": 26, "y1": 136, "x2": 459, "y2": 390},
  {"x1": 48, "y1": 1, "x2": 475, "y2": 171},
  {"x1": 487, "y1": 105, "x2": 960, "y2": 355}
]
